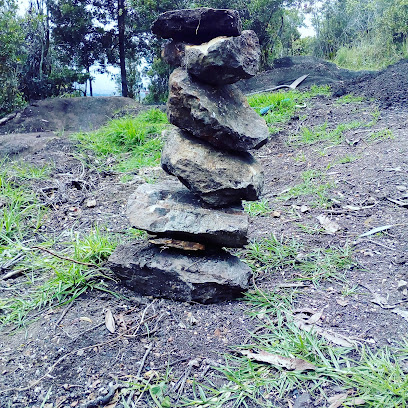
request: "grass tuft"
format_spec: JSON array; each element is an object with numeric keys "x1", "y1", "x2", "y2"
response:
[
  {"x1": 73, "y1": 109, "x2": 168, "y2": 172},
  {"x1": 247, "y1": 85, "x2": 331, "y2": 133},
  {"x1": 243, "y1": 199, "x2": 273, "y2": 217},
  {"x1": 277, "y1": 170, "x2": 334, "y2": 208}
]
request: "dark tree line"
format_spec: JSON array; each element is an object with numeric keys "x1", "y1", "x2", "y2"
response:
[{"x1": 1, "y1": 0, "x2": 313, "y2": 116}]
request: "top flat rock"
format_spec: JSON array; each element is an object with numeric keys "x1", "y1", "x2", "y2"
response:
[{"x1": 151, "y1": 8, "x2": 242, "y2": 44}]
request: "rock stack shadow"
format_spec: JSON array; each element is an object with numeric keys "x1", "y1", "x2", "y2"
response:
[{"x1": 108, "y1": 7, "x2": 269, "y2": 304}]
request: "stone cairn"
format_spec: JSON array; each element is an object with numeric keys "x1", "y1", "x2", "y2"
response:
[{"x1": 108, "y1": 8, "x2": 269, "y2": 304}]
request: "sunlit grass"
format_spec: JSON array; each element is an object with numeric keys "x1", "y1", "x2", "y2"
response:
[
  {"x1": 73, "y1": 108, "x2": 168, "y2": 172},
  {"x1": 247, "y1": 85, "x2": 331, "y2": 132}
]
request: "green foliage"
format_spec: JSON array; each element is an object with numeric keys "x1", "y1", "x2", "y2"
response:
[
  {"x1": 313, "y1": 0, "x2": 408, "y2": 70},
  {"x1": 73, "y1": 109, "x2": 168, "y2": 172},
  {"x1": 243, "y1": 199, "x2": 273, "y2": 217},
  {"x1": 244, "y1": 234, "x2": 354, "y2": 283},
  {"x1": 248, "y1": 85, "x2": 331, "y2": 132},
  {"x1": 368, "y1": 128, "x2": 394, "y2": 142},
  {"x1": 277, "y1": 170, "x2": 334, "y2": 207},
  {"x1": 0, "y1": 228, "x2": 120, "y2": 328},
  {"x1": 0, "y1": 162, "x2": 47, "y2": 244},
  {"x1": 0, "y1": 0, "x2": 26, "y2": 116},
  {"x1": 187, "y1": 288, "x2": 408, "y2": 407}
]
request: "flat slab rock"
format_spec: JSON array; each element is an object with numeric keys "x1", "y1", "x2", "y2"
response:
[
  {"x1": 167, "y1": 68, "x2": 269, "y2": 152},
  {"x1": 185, "y1": 31, "x2": 260, "y2": 85},
  {"x1": 151, "y1": 8, "x2": 242, "y2": 44},
  {"x1": 126, "y1": 181, "x2": 249, "y2": 247},
  {"x1": 108, "y1": 243, "x2": 252, "y2": 303},
  {"x1": 161, "y1": 127, "x2": 264, "y2": 207}
]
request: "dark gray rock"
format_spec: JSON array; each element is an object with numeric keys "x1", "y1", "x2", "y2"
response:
[
  {"x1": 126, "y1": 181, "x2": 249, "y2": 247},
  {"x1": 162, "y1": 41, "x2": 186, "y2": 67},
  {"x1": 108, "y1": 243, "x2": 252, "y2": 303},
  {"x1": 167, "y1": 68, "x2": 269, "y2": 152},
  {"x1": 161, "y1": 128, "x2": 264, "y2": 207},
  {"x1": 185, "y1": 31, "x2": 260, "y2": 85},
  {"x1": 151, "y1": 8, "x2": 242, "y2": 44}
]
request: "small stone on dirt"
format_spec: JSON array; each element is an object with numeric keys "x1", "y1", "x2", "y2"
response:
[
  {"x1": 86, "y1": 198, "x2": 97, "y2": 208},
  {"x1": 397, "y1": 280, "x2": 408, "y2": 291}
]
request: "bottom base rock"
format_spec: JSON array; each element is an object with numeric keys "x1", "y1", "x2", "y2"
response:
[{"x1": 108, "y1": 242, "x2": 252, "y2": 303}]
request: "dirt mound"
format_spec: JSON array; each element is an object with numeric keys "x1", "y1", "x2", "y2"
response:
[
  {"x1": 0, "y1": 96, "x2": 145, "y2": 135},
  {"x1": 237, "y1": 56, "x2": 371, "y2": 93},
  {"x1": 333, "y1": 58, "x2": 408, "y2": 108}
]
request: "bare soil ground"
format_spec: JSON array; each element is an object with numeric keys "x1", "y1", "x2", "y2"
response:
[{"x1": 0, "y1": 60, "x2": 408, "y2": 407}]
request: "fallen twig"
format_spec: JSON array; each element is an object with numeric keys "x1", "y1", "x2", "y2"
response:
[
  {"x1": 136, "y1": 344, "x2": 153, "y2": 379},
  {"x1": 1, "y1": 269, "x2": 26, "y2": 280},
  {"x1": 31, "y1": 246, "x2": 98, "y2": 267},
  {"x1": 54, "y1": 301, "x2": 75, "y2": 330}
]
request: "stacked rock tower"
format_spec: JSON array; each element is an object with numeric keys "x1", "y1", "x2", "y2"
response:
[{"x1": 109, "y1": 8, "x2": 269, "y2": 304}]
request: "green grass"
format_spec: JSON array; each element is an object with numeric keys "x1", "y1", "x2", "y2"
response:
[
  {"x1": 0, "y1": 164, "x2": 47, "y2": 245},
  {"x1": 277, "y1": 170, "x2": 334, "y2": 208},
  {"x1": 326, "y1": 154, "x2": 360, "y2": 170},
  {"x1": 334, "y1": 94, "x2": 365, "y2": 104},
  {"x1": 185, "y1": 289, "x2": 408, "y2": 407},
  {"x1": 367, "y1": 128, "x2": 394, "y2": 142},
  {"x1": 73, "y1": 109, "x2": 168, "y2": 172},
  {"x1": 288, "y1": 121, "x2": 363, "y2": 147},
  {"x1": 243, "y1": 235, "x2": 354, "y2": 283},
  {"x1": 247, "y1": 85, "x2": 331, "y2": 132},
  {"x1": 243, "y1": 199, "x2": 273, "y2": 217},
  {"x1": 0, "y1": 227, "x2": 121, "y2": 328}
]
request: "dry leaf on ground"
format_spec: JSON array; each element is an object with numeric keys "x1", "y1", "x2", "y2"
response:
[
  {"x1": 105, "y1": 309, "x2": 116, "y2": 334},
  {"x1": 240, "y1": 350, "x2": 316, "y2": 371},
  {"x1": 317, "y1": 214, "x2": 341, "y2": 234},
  {"x1": 293, "y1": 315, "x2": 355, "y2": 347}
]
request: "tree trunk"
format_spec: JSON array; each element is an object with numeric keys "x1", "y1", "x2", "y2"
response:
[
  {"x1": 118, "y1": 0, "x2": 128, "y2": 97},
  {"x1": 87, "y1": 66, "x2": 93, "y2": 97}
]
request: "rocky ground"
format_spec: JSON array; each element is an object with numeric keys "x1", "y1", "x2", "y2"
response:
[{"x1": 0, "y1": 58, "x2": 407, "y2": 407}]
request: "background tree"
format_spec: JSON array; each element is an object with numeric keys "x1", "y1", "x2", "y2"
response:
[
  {"x1": 312, "y1": 0, "x2": 408, "y2": 69},
  {"x1": 0, "y1": 0, "x2": 25, "y2": 116},
  {"x1": 49, "y1": 0, "x2": 102, "y2": 96}
]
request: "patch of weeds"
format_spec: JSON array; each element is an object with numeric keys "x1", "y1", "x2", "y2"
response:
[
  {"x1": 297, "y1": 223, "x2": 325, "y2": 235},
  {"x1": 243, "y1": 235, "x2": 354, "y2": 283},
  {"x1": 277, "y1": 170, "x2": 333, "y2": 208},
  {"x1": 247, "y1": 85, "x2": 331, "y2": 132},
  {"x1": 335, "y1": 94, "x2": 365, "y2": 104},
  {"x1": 243, "y1": 199, "x2": 273, "y2": 217},
  {"x1": 294, "y1": 151, "x2": 307, "y2": 162},
  {"x1": 122, "y1": 370, "x2": 172, "y2": 407},
  {"x1": 122, "y1": 227, "x2": 147, "y2": 241},
  {"x1": 187, "y1": 289, "x2": 408, "y2": 407},
  {"x1": 367, "y1": 128, "x2": 394, "y2": 142},
  {"x1": 243, "y1": 234, "x2": 300, "y2": 274},
  {"x1": 0, "y1": 228, "x2": 120, "y2": 328},
  {"x1": 341, "y1": 284, "x2": 360, "y2": 296},
  {"x1": 326, "y1": 155, "x2": 360, "y2": 169},
  {"x1": 73, "y1": 109, "x2": 168, "y2": 172},
  {"x1": 288, "y1": 121, "x2": 363, "y2": 147},
  {"x1": 8, "y1": 161, "x2": 53, "y2": 180},
  {"x1": 296, "y1": 245, "x2": 355, "y2": 282},
  {"x1": 120, "y1": 173, "x2": 136, "y2": 183},
  {"x1": 0, "y1": 165, "x2": 47, "y2": 245}
]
